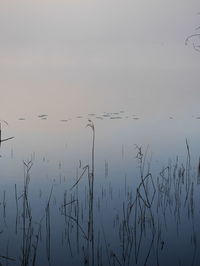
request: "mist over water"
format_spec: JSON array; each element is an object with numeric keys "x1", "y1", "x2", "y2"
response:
[
  {"x1": 0, "y1": 0, "x2": 200, "y2": 118},
  {"x1": 0, "y1": 1, "x2": 200, "y2": 265}
]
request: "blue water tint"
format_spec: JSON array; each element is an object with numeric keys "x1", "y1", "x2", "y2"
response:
[{"x1": 0, "y1": 115, "x2": 200, "y2": 265}]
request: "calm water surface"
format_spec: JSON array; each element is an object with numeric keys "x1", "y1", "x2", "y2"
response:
[
  {"x1": 0, "y1": 1, "x2": 200, "y2": 265},
  {"x1": 0, "y1": 113, "x2": 200, "y2": 265}
]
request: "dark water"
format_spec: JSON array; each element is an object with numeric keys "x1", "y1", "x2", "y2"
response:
[{"x1": 0, "y1": 114, "x2": 200, "y2": 265}]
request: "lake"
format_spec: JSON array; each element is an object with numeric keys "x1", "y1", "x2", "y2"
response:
[{"x1": 0, "y1": 1, "x2": 200, "y2": 265}]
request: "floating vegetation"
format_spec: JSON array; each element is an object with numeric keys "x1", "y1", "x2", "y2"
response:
[
  {"x1": 38, "y1": 114, "x2": 48, "y2": 118},
  {"x1": 110, "y1": 117, "x2": 122, "y2": 119}
]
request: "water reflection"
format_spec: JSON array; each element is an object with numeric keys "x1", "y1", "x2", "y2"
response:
[{"x1": 0, "y1": 115, "x2": 200, "y2": 265}]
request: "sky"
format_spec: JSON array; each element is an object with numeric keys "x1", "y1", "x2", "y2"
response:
[{"x1": 0, "y1": 0, "x2": 200, "y2": 119}]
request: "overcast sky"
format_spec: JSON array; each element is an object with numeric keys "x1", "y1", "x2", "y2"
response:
[{"x1": 0, "y1": 0, "x2": 199, "y2": 118}]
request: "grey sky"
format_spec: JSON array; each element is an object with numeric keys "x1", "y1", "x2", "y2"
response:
[{"x1": 0, "y1": 0, "x2": 199, "y2": 117}]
